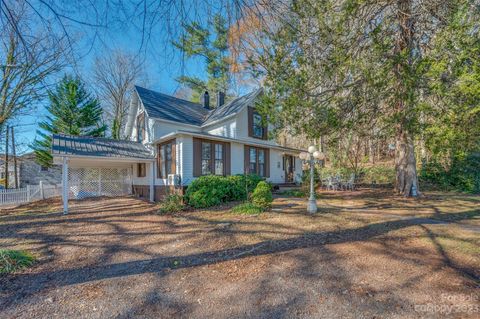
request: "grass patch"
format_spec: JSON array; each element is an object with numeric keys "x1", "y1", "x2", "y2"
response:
[
  {"x1": 231, "y1": 202, "x2": 264, "y2": 215},
  {"x1": 0, "y1": 249, "x2": 35, "y2": 274}
]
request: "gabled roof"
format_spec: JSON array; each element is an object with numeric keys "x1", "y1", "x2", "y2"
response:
[
  {"x1": 202, "y1": 88, "x2": 263, "y2": 126},
  {"x1": 135, "y1": 86, "x2": 208, "y2": 126},
  {"x1": 135, "y1": 85, "x2": 262, "y2": 127},
  {"x1": 52, "y1": 134, "x2": 154, "y2": 160}
]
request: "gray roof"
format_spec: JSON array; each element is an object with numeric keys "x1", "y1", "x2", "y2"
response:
[
  {"x1": 202, "y1": 89, "x2": 263, "y2": 126},
  {"x1": 52, "y1": 134, "x2": 154, "y2": 160},
  {"x1": 135, "y1": 85, "x2": 262, "y2": 127},
  {"x1": 135, "y1": 86, "x2": 208, "y2": 126}
]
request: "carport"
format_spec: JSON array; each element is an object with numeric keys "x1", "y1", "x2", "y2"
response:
[{"x1": 52, "y1": 134, "x2": 155, "y2": 214}]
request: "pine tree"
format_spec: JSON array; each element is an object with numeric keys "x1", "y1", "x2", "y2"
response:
[
  {"x1": 33, "y1": 75, "x2": 107, "y2": 167},
  {"x1": 173, "y1": 14, "x2": 231, "y2": 103}
]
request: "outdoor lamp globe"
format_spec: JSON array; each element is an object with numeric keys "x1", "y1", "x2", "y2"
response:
[
  {"x1": 308, "y1": 145, "x2": 317, "y2": 154},
  {"x1": 299, "y1": 152, "x2": 307, "y2": 160},
  {"x1": 313, "y1": 151, "x2": 321, "y2": 159}
]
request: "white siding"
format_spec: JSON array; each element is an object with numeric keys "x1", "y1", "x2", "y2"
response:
[
  {"x1": 180, "y1": 136, "x2": 194, "y2": 185},
  {"x1": 153, "y1": 121, "x2": 200, "y2": 140},
  {"x1": 230, "y1": 142, "x2": 245, "y2": 175},
  {"x1": 132, "y1": 162, "x2": 153, "y2": 186},
  {"x1": 268, "y1": 149, "x2": 285, "y2": 184},
  {"x1": 204, "y1": 118, "x2": 237, "y2": 138}
]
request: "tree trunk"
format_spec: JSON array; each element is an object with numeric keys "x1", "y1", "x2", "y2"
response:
[
  {"x1": 395, "y1": 127, "x2": 419, "y2": 196},
  {"x1": 393, "y1": 0, "x2": 420, "y2": 197}
]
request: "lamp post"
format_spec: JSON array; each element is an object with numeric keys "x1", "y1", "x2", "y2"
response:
[{"x1": 299, "y1": 146, "x2": 325, "y2": 214}]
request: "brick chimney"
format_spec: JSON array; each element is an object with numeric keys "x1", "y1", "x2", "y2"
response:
[{"x1": 203, "y1": 91, "x2": 210, "y2": 110}]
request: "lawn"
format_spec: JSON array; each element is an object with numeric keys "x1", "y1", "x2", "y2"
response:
[{"x1": 0, "y1": 189, "x2": 479, "y2": 318}]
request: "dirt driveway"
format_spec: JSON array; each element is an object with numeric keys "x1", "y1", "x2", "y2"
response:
[{"x1": 1, "y1": 190, "x2": 479, "y2": 318}]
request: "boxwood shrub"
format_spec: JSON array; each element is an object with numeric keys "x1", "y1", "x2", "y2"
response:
[
  {"x1": 185, "y1": 174, "x2": 263, "y2": 208},
  {"x1": 251, "y1": 181, "x2": 273, "y2": 210}
]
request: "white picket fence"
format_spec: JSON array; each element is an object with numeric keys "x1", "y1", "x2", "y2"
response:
[{"x1": 0, "y1": 182, "x2": 62, "y2": 206}]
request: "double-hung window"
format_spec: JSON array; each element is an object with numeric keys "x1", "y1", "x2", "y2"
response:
[
  {"x1": 194, "y1": 138, "x2": 228, "y2": 176},
  {"x1": 252, "y1": 113, "x2": 264, "y2": 138},
  {"x1": 246, "y1": 146, "x2": 268, "y2": 177}
]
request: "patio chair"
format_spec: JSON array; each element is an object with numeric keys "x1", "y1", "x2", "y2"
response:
[{"x1": 344, "y1": 173, "x2": 355, "y2": 191}]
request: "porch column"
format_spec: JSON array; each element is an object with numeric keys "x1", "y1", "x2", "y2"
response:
[
  {"x1": 62, "y1": 157, "x2": 69, "y2": 215},
  {"x1": 149, "y1": 161, "x2": 155, "y2": 202}
]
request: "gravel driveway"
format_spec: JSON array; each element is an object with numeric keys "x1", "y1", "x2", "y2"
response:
[{"x1": 1, "y1": 191, "x2": 479, "y2": 318}]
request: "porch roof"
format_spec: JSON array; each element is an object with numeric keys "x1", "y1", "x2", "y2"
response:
[
  {"x1": 152, "y1": 130, "x2": 304, "y2": 154},
  {"x1": 51, "y1": 134, "x2": 154, "y2": 161}
]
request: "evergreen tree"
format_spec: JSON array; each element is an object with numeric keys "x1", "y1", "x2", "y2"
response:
[
  {"x1": 33, "y1": 75, "x2": 107, "y2": 167},
  {"x1": 173, "y1": 14, "x2": 231, "y2": 103}
]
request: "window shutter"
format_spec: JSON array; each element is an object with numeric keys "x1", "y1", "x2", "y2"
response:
[
  {"x1": 293, "y1": 156, "x2": 296, "y2": 169},
  {"x1": 244, "y1": 145, "x2": 250, "y2": 174},
  {"x1": 157, "y1": 145, "x2": 162, "y2": 178},
  {"x1": 247, "y1": 106, "x2": 253, "y2": 137},
  {"x1": 193, "y1": 138, "x2": 202, "y2": 177},
  {"x1": 224, "y1": 142, "x2": 231, "y2": 175},
  {"x1": 265, "y1": 149, "x2": 270, "y2": 178},
  {"x1": 171, "y1": 142, "x2": 176, "y2": 174},
  {"x1": 262, "y1": 123, "x2": 268, "y2": 140}
]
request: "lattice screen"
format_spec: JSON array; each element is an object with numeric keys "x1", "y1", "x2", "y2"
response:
[{"x1": 68, "y1": 167, "x2": 132, "y2": 199}]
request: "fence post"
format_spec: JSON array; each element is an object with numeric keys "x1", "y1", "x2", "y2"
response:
[
  {"x1": 26, "y1": 185, "x2": 31, "y2": 202},
  {"x1": 40, "y1": 181, "x2": 44, "y2": 199}
]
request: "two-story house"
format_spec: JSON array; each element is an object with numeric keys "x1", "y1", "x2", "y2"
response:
[{"x1": 51, "y1": 86, "x2": 302, "y2": 206}]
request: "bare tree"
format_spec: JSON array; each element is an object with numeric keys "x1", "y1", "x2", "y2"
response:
[
  {"x1": 94, "y1": 50, "x2": 144, "y2": 139},
  {"x1": 0, "y1": 3, "x2": 66, "y2": 140}
]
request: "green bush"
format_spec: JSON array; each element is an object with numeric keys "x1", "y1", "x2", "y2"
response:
[
  {"x1": 231, "y1": 202, "x2": 264, "y2": 215},
  {"x1": 420, "y1": 154, "x2": 480, "y2": 193},
  {"x1": 251, "y1": 181, "x2": 273, "y2": 209},
  {"x1": 158, "y1": 194, "x2": 185, "y2": 214},
  {"x1": 0, "y1": 250, "x2": 35, "y2": 274},
  {"x1": 185, "y1": 174, "x2": 263, "y2": 208},
  {"x1": 361, "y1": 166, "x2": 396, "y2": 184}
]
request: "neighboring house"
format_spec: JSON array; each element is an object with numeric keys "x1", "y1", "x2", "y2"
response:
[
  {"x1": 18, "y1": 152, "x2": 62, "y2": 187},
  {"x1": 51, "y1": 86, "x2": 302, "y2": 203},
  {"x1": 0, "y1": 153, "x2": 62, "y2": 188}
]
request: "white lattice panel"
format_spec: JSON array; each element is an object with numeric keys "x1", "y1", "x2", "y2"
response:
[{"x1": 68, "y1": 167, "x2": 132, "y2": 199}]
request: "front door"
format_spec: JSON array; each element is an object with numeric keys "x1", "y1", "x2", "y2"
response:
[{"x1": 285, "y1": 155, "x2": 294, "y2": 183}]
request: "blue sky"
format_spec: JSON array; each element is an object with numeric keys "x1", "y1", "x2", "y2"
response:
[{"x1": 11, "y1": 3, "x2": 214, "y2": 154}]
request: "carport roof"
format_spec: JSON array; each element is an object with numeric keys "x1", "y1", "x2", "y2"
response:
[{"x1": 52, "y1": 134, "x2": 154, "y2": 160}]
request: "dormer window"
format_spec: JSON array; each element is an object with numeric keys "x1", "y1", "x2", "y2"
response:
[
  {"x1": 137, "y1": 112, "x2": 145, "y2": 142},
  {"x1": 248, "y1": 106, "x2": 268, "y2": 140}
]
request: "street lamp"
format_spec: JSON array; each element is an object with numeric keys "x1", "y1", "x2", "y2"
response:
[{"x1": 299, "y1": 146, "x2": 325, "y2": 214}]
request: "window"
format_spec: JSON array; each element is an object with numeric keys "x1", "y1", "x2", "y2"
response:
[
  {"x1": 193, "y1": 138, "x2": 228, "y2": 177},
  {"x1": 249, "y1": 148, "x2": 257, "y2": 173},
  {"x1": 137, "y1": 163, "x2": 146, "y2": 177},
  {"x1": 137, "y1": 113, "x2": 145, "y2": 142},
  {"x1": 248, "y1": 106, "x2": 268, "y2": 140},
  {"x1": 201, "y1": 142, "x2": 212, "y2": 175},
  {"x1": 258, "y1": 149, "x2": 265, "y2": 177},
  {"x1": 253, "y1": 113, "x2": 264, "y2": 138},
  {"x1": 158, "y1": 140, "x2": 175, "y2": 178},
  {"x1": 215, "y1": 144, "x2": 224, "y2": 175},
  {"x1": 246, "y1": 146, "x2": 268, "y2": 177}
]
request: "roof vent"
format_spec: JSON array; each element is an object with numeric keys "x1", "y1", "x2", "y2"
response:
[
  {"x1": 216, "y1": 91, "x2": 225, "y2": 108},
  {"x1": 203, "y1": 91, "x2": 210, "y2": 110}
]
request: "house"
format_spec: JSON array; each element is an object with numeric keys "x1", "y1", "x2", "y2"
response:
[
  {"x1": 18, "y1": 152, "x2": 62, "y2": 187},
  {"x1": 51, "y1": 86, "x2": 302, "y2": 210},
  {"x1": 0, "y1": 153, "x2": 62, "y2": 189}
]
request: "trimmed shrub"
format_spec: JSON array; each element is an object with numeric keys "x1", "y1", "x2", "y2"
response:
[
  {"x1": 158, "y1": 194, "x2": 185, "y2": 214},
  {"x1": 185, "y1": 174, "x2": 263, "y2": 208},
  {"x1": 231, "y1": 202, "x2": 264, "y2": 215},
  {"x1": 0, "y1": 250, "x2": 35, "y2": 274},
  {"x1": 251, "y1": 181, "x2": 273, "y2": 210}
]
